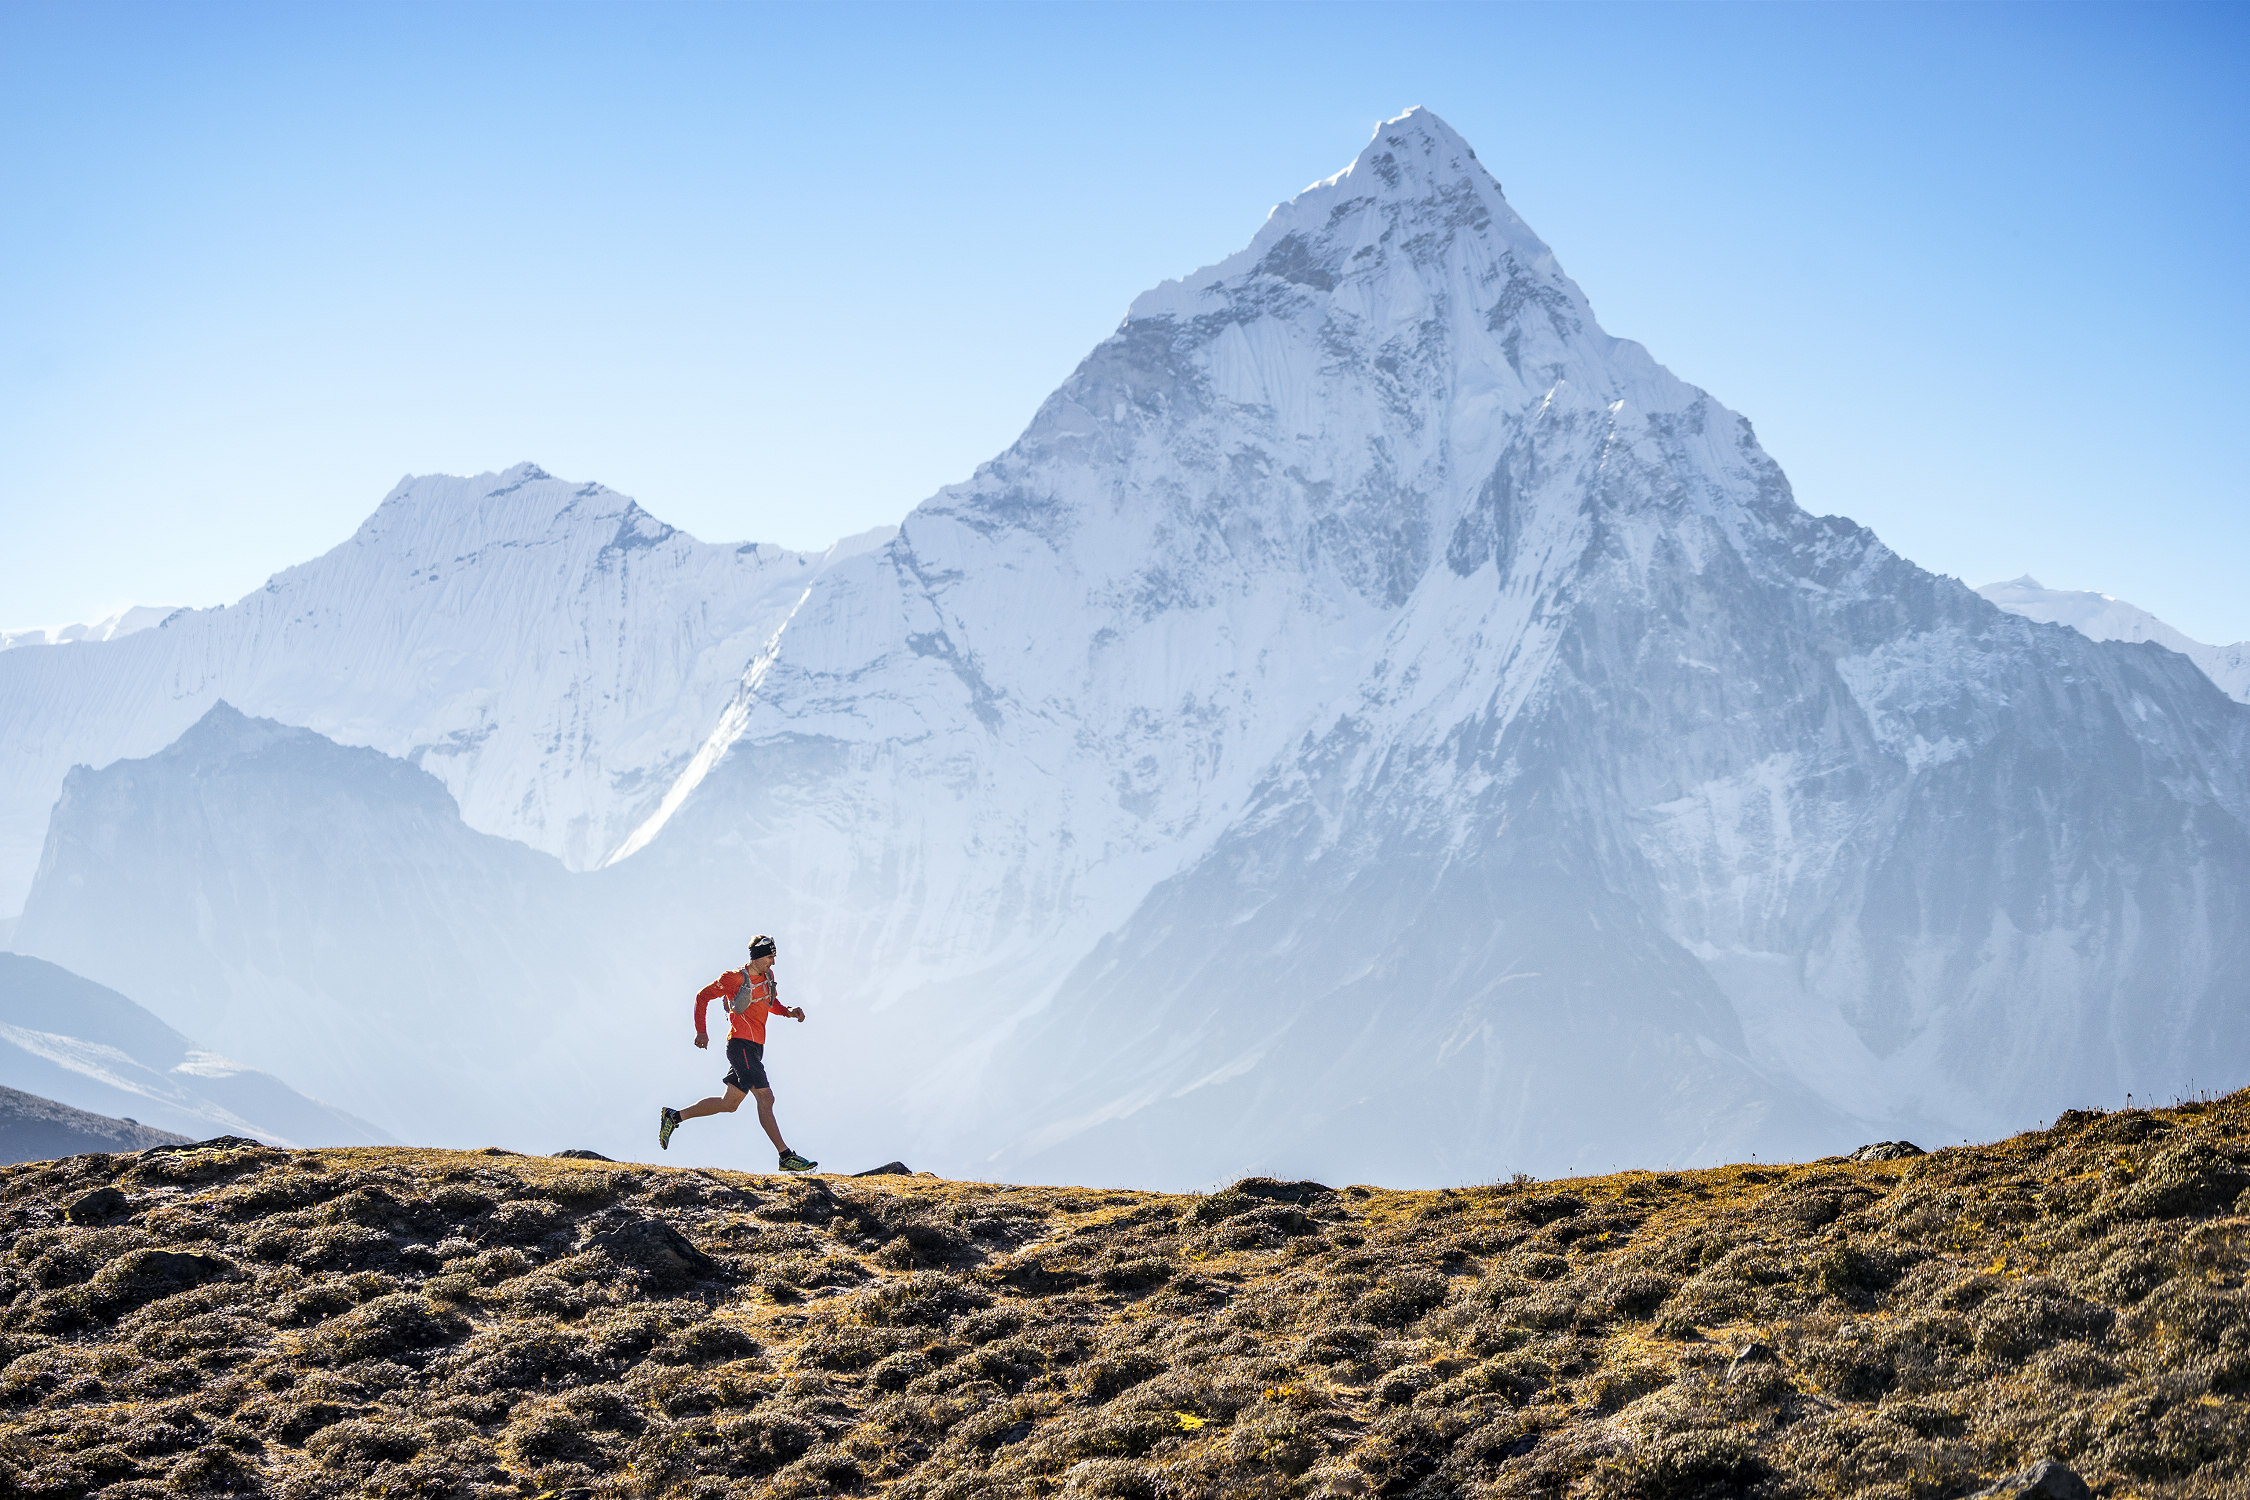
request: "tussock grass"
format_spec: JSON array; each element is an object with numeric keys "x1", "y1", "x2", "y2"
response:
[{"x1": 7, "y1": 1100, "x2": 2250, "y2": 1497}]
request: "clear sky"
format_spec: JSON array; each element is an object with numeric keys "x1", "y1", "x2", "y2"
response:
[{"x1": 3, "y1": 2, "x2": 2246, "y2": 643}]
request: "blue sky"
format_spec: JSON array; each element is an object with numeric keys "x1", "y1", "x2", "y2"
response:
[{"x1": 4, "y1": 1, "x2": 2247, "y2": 642}]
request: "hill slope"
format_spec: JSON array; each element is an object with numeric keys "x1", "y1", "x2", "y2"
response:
[
  {"x1": 0, "y1": 1085, "x2": 185, "y2": 1164},
  {"x1": 7, "y1": 1097, "x2": 2250, "y2": 1497},
  {"x1": 0, "y1": 953, "x2": 390, "y2": 1150}
]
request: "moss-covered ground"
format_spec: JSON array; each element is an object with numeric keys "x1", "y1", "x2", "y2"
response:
[{"x1": 7, "y1": 1094, "x2": 2250, "y2": 1498}]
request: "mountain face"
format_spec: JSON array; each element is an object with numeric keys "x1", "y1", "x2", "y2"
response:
[
  {"x1": 0, "y1": 952, "x2": 381, "y2": 1148},
  {"x1": 9, "y1": 705, "x2": 649, "y2": 1147},
  {"x1": 1979, "y1": 576, "x2": 2250, "y2": 705},
  {"x1": 12, "y1": 109, "x2": 2250, "y2": 1184},
  {"x1": 0, "y1": 468, "x2": 886, "y2": 914}
]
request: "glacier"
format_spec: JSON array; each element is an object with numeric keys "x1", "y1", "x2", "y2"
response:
[{"x1": 10, "y1": 108, "x2": 2250, "y2": 1185}]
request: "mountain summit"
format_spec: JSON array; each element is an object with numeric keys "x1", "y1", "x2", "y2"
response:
[{"x1": 12, "y1": 112, "x2": 2250, "y2": 1180}]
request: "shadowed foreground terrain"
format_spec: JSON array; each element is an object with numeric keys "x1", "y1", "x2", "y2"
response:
[{"x1": 8, "y1": 1099, "x2": 2250, "y2": 1499}]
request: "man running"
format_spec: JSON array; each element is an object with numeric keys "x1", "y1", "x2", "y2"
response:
[{"x1": 658, "y1": 934, "x2": 817, "y2": 1172}]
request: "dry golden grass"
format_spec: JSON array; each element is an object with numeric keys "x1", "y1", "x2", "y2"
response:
[{"x1": 6, "y1": 1095, "x2": 2250, "y2": 1499}]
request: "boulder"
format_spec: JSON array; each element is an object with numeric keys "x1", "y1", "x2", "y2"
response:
[
  {"x1": 1970, "y1": 1458, "x2": 2094, "y2": 1500},
  {"x1": 588, "y1": 1217, "x2": 720, "y2": 1280},
  {"x1": 853, "y1": 1161, "x2": 913, "y2": 1177},
  {"x1": 1849, "y1": 1141, "x2": 1926, "y2": 1162},
  {"x1": 64, "y1": 1185, "x2": 129, "y2": 1225},
  {"x1": 552, "y1": 1148, "x2": 612, "y2": 1161}
]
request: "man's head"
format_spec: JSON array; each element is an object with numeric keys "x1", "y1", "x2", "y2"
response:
[{"x1": 746, "y1": 934, "x2": 777, "y2": 974}]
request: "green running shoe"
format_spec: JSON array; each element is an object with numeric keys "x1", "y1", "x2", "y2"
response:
[
  {"x1": 778, "y1": 1149, "x2": 817, "y2": 1174},
  {"x1": 658, "y1": 1107, "x2": 680, "y2": 1150}
]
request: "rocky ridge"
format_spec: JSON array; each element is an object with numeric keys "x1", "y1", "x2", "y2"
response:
[{"x1": 8, "y1": 1093, "x2": 2250, "y2": 1497}]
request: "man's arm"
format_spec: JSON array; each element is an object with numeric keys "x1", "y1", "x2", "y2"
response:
[{"x1": 693, "y1": 976, "x2": 726, "y2": 1040}]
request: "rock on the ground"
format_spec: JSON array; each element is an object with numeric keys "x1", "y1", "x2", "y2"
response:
[
  {"x1": 1850, "y1": 1141, "x2": 1926, "y2": 1161},
  {"x1": 1972, "y1": 1457, "x2": 2094, "y2": 1500},
  {"x1": 63, "y1": 1186, "x2": 128, "y2": 1225},
  {"x1": 587, "y1": 1216, "x2": 721, "y2": 1279}
]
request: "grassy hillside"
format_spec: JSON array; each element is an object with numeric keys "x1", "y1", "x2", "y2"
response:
[{"x1": 6, "y1": 1097, "x2": 2250, "y2": 1499}]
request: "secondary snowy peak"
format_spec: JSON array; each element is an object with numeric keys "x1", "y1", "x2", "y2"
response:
[
  {"x1": 330, "y1": 463, "x2": 775, "y2": 577},
  {"x1": 0, "y1": 464, "x2": 846, "y2": 913},
  {"x1": 1978, "y1": 575, "x2": 2250, "y2": 704}
]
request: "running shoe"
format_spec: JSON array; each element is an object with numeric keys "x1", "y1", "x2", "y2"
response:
[
  {"x1": 658, "y1": 1107, "x2": 680, "y2": 1150},
  {"x1": 778, "y1": 1149, "x2": 817, "y2": 1174}
]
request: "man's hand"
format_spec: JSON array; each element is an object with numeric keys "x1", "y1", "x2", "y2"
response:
[
  {"x1": 694, "y1": 1033, "x2": 709, "y2": 1050},
  {"x1": 791, "y1": 1007, "x2": 807, "y2": 1023}
]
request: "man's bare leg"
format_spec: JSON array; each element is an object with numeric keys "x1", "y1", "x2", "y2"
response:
[
  {"x1": 675, "y1": 1085, "x2": 746, "y2": 1122},
  {"x1": 751, "y1": 1087, "x2": 789, "y2": 1154}
]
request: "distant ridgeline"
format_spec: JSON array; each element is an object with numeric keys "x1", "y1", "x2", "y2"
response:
[
  {"x1": 4, "y1": 108, "x2": 2248, "y2": 1182},
  {"x1": 0, "y1": 1083, "x2": 186, "y2": 1163},
  {"x1": 0, "y1": 953, "x2": 388, "y2": 1150}
]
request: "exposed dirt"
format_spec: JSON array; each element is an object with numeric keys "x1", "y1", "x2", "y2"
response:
[{"x1": 7, "y1": 1096, "x2": 2250, "y2": 1498}]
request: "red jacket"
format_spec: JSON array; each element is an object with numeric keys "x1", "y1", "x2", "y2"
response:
[{"x1": 694, "y1": 967, "x2": 787, "y2": 1044}]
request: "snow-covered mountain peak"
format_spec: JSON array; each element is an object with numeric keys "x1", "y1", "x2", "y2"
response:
[
  {"x1": 0, "y1": 466, "x2": 862, "y2": 909},
  {"x1": 1317, "y1": 105, "x2": 1482, "y2": 194},
  {"x1": 1130, "y1": 106, "x2": 1565, "y2": 329},
  {"x1": 344, "y1": 463, "x2": 679, "y2": 568}
]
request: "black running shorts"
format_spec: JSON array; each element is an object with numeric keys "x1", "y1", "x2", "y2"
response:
[{"x1": 724, "y1": 1038, "x2": 769, "y2": 1094}]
